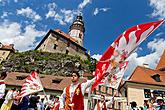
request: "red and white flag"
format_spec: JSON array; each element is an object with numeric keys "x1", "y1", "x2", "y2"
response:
[
  {"x1": 20, "y1": 71, "x2": 44, "y2": 97},
  {"x1": 92, "y1": 20, "x2": 164, "y2": 90},
  {"x1": 103, "y1": 61, "x2": 128, "y2": 89}
]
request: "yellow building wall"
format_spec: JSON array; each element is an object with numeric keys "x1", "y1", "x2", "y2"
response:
[
  {"x1": 126, "y1": 83, "x2": 165, "y2": 107},
  {"x1": 0, "y1": 50, "x2": 10, "y2": 63},
  {"x1": 127, "y1": 86, "x2": 145, "y2": 107}
]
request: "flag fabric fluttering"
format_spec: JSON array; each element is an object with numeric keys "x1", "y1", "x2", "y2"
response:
[
  {"x1": 92, "y1": 20, "x2": 164, "y2": 90},
  {"x1": 103, "y1": 61, "x2": 128, "y2": 89},
  {"x1": 20, "y1": 71, "x2": 44, "y2": 97}
]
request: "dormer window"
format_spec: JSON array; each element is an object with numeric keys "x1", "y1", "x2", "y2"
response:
[
  {"x1": 52, "y1": 78, "x2": 62, "y2": 84},
  {"x1": 151, "y1": 74, "x2": 161, "y2": 82},
  {"x1": 159, "y1": 68, "x2": 165, "y2": 72},
  {"x1": 16, "y1": 75, "x2": 27, "y2": 80}
]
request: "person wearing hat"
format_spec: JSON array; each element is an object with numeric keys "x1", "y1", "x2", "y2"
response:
[{"x1": 59, "y1": 71, "x2": 95, "y2": 110}]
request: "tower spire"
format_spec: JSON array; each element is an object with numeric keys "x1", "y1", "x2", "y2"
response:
[{"x1": 68, "y1": 15, "x2": 85, "y2": 46}]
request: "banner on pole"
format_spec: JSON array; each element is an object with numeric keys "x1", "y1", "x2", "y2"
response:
[
  {"x1": 20, "y1": 71, "x2": 44, "y2": 97},
  {"x1": 92, "y1": 20, "x2": 164, "y2": 90},
  {"x1": 103, "y1": 61, "x2": 128, "y2": 89}
]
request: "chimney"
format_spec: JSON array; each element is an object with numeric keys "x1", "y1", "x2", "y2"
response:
[{"x1": 9, "y1": 44, "x2": 14, "y2": 48}]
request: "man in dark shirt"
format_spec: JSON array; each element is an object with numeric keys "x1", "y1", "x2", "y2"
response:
[{"x1": 28, "y1": 93, "x2": 38, "y2": 110}]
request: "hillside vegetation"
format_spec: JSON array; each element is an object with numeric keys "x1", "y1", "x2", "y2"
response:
[{"x1": 1, "y1": 50, "x2": 96, "y2": 76}]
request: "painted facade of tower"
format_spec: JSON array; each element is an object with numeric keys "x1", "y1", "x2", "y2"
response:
[{"x1": 68, "y1": 15, "x2": 85, "y2": 46}]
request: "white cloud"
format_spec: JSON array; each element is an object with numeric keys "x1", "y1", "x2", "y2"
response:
[
  {"x1": 54, "y1": 13, "x2": 66, "y2": 25},
  {"x1": 149, "y1": 0, "x2": 165, "y2": 19},
  {"x1": 155, "y1": 32, "x2": 164, "y2": 37},
  {"x1": 93, "y1": 7, "x2": 110, "y2": 16},
  {"x1": 46, "y1": 2, "x2": 57, "y2": 19},
  {"x1": 61, "y1": 9, "x2": 78, "y2": 23},
  {"x1": 1, "y1": 12, "x2": 8, "y2": 18},
  {"x1": 14, "y1": 0, "x2": 18, "y2": 2},
  {"x1": 46, "y1": 10, "x2": 56, "y2": 19},
  {"x1": 48, "y1": 2, "x2": 57, "y2": 10},
  {"x1": 0, "y1": 21, "x2": 46, "y2": 51},
  {"x1": 125, "y1": 38, "x2": 165, "y2": 77},
  {"x1": 45, "y1": 3, "x2": 68, "y2": 25},
  {"x1": 147, "y1": 38, "x2": 165, "y2": 54},
  {"x1": 17, "y1": 7, "x2": 42, "y2": 22},
  {"x1": 93, "y1": 8, "x2": 99, "y2": 16},
  {"x1": 45, "y1": 1, "x2": 89, "y2": 26},
  {"x1": 0, "y1": 0, "x2": 9, "y2": 5},
  {"x1": 91, "y1": 54, "x2": 102, "y2": 61},
  {"x1": 100, "y1": 8, "x2": 110, "y2": 12},
  {"x1": 45, "y1": 3, "x2": 78, "y2": 25},
  {"x1": 78, "y1": 0, "x2": 92, "y2": 10}
]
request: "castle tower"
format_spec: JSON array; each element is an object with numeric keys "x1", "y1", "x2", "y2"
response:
[{"x1": 68, "y1": 15, "x2": 85, "y2": 46}]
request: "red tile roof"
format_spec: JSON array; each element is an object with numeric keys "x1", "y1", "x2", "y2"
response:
[
  {"x1": 35, "y1": 29, "x2": 87, "y2": 51},
  {"x1": 54, "y1": 29, "x2": 78, "y2": 43},
  {"x1": 156, "y1": 50, "x2": 165, "y2": 70},
  {"x1": 127, "y1": 66, "x2": 165, "y2": 86},
  {"x1": 83, "y1": 72, "x2": 93, "y2": 77},
  {"x1": 0, "y1": 44, "x2": 15, "y2": 52},
  {"x1": 5, "y1": 72, "x2": 87, "y2": 91}
]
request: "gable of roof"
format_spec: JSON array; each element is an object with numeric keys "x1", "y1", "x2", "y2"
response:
[
  {"x1": 35, "y1": 29, "x2": 86, "y2": 51},
  {"x1": 5, "y1": 72, "x2": 87, "y2": 91},
  {"x1": 127, "y1": 66, "x2": 165, "y2": 86},
  {"x1": 54, "y1": 29, "x2": 77, "y2": 43},
  {"x1": 156, "y1": 50, "x2": 165, "y2": 71},
  {"x1": 0, "y1": 44, "x2": 15, "y2": 52}
]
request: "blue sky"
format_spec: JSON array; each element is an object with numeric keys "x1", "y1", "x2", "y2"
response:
[{"x1": 0, "y1": 0, "x2": 165, "y2": 77}]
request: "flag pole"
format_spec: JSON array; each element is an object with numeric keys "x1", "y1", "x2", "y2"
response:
[
  {"x1": 42, "y1": 88, "x2": 48, "y2": 101},
  {"x1": 87, "y1": 84, "x2": 92, "y2": 110},
  {"x1": 37, "y1": 70, "x2": 48, "y2": 101},
  {"x1": 112, "y1": 88, "x2": 115, "y2": 110}
]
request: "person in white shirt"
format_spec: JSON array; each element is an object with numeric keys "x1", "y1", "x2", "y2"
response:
[
  {"x1": 0, "y1": 88, "x2": 16, "y2": 110},
  {"x1": 59, "y1": 71, "x2": 95, "y2": 110},
  {"x1": 0, "y1": 71, "x2": 7, "y2": 99}
]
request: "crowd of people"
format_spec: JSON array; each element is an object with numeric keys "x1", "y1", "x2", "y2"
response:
[
  {"x1": 129, "y1": 96, "x2": 165, "y2": 110},
  {"x1": 0, "y1": 70, "x2": 165, "y2": 110},
  {"x1": 0, "y1": 88, "x2": 60, "y2": 110},
  {"x1": 0, "y1": 71, "x2": 60, "y2": 110}
]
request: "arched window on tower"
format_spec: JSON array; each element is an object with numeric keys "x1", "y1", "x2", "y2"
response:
[
  {"x1": 79, "y1": 33, "x2": 82, "y2": 39},
  {"x1": 2, "y1": 52, "x2": 5, "y2": 55}
]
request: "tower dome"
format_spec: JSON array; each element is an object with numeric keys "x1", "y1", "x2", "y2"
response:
[{"x1": 68, "y1": 15, "x2": 85, "y2": 46}]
